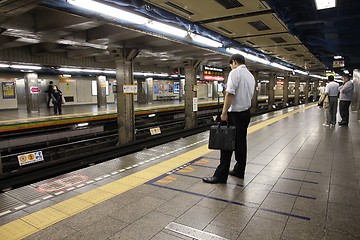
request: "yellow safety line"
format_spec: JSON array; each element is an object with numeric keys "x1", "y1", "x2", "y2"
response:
[{"x1": 0, "y1": 104, "x2": 315, "y2": 240}]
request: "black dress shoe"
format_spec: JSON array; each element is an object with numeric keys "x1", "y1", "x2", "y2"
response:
[
  {"x1": 202, "y1": 176, "x2": 227, "y2": 184},
  {"x1": 229, "y1": 170, "x2": 244, "y2": 179}
]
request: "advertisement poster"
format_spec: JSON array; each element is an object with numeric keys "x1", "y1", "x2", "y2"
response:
[{"x1": 2, "y1": 82, "x2": 16, "y2": 99}]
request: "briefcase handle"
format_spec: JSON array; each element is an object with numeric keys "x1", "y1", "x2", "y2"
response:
[{"x1": 217, "y1": 120, "x2": 230, "y2": 128}]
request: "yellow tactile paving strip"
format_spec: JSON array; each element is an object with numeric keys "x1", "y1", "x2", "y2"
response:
[{"x1": 0, "y1": 104, "x2": 315, "y2": 240}]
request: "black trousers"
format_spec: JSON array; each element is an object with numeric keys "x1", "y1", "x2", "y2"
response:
[
  {"x1": 214, "y1": 109, "x2": 251, "y2": 180},
  {"x1": 339, "y1": 100, "x2": 351, "y2": 124}
]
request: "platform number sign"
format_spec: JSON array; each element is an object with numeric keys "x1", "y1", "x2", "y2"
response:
[{"x1": 18, "y1": 151, "x2": 44, "y2": 166}]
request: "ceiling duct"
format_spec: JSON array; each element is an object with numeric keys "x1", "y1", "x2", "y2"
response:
[
  {"x1": 271, "y1": 37, "x2": 286, "y2": 43},
  {"x1": 248, "y1": 21, "x2": 271, "y2": 31},
  {"x1": 214, "y1": 0, "x2": 243, "y2": 9}
]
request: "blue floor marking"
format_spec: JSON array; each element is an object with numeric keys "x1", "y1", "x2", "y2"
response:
[
  {"x1": 271, "y1": 191, "x2": 316, "y2": 200},
  {"x1": 173, "y1": 172, "x2": 245, "y2": 187},
  {"x1": 148, "y1": 183, "x2": 310, "y2": 221},
  {"x1": 287, "y1": 168, "x2": 322, "y2": 174},
  {"x1": 280, "y1": 177, "x2": 318, "y2": 184}
]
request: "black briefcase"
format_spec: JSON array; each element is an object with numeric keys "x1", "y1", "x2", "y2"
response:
[{"x1": 208, "y1": 122, "x2": 236, "y2": 151}]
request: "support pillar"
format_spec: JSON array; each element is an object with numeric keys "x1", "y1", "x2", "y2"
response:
[
  {"x1": 294, "y1": 78, "x2": 300, "y2": 105},
  {"x1": 96, "y1": 75, "x2": 107, "y2": 107},
  {"x1": 268, "y1": 73, "x2": 276, "y2": 111},
  {"x1": 184, "y1": 60, "x2": 201, "y2": 129},
  {"x1": 25, "y1": 73, "x2": 40, "y2": 113},
  {"x1": 283, "y1": 76, "x2": 289, "y2": 106},
  {"x1": 304, "y1": 78, "x2": 310, "y2": 104},
  {"x1": 250, "y1": 71, "x2": 259, "y2": 114},
  {"x1": 313, "y1": 79, "x2": 319, "y2": 101},
  {"x1": 110, "y1": 48, "x2": 139, "y2": 145}
]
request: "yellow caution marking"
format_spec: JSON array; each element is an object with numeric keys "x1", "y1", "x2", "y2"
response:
[
  {"x1": 76, "y1": 189, "x2": 115, "y2": 204},
  {"x1": 0, "y1": 104, "x2": 316, "y2": 239},
  {"x1": 21, "y1": 207, "x2": 68, "y2": 229},
  {"x1": 98, "y1": 182, "x2": 133, "y2": 195},
  {"x1": 115, "y1": 175, "x2": 148, "y2": 187},
  {"x1": 52, "y1": 198, "x2": 93, "y2": 215},
  {"x1": 157, "y1": 175, "x2": 177, "y2": 183},
  {"x1": 0, "y1": 220, "x2": 37, "y2": 240},
  {"x1": 131, "y1": 170, "x2": 163, "y2": 180}
]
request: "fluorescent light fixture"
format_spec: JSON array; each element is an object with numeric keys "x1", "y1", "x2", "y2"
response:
[
  {"x1": 103, "y1": 70, "x2": 116, "y2": 74},
  {"x1": 10, "y1": 64, "x2": 42, "y2": 70},
  {"x1": 294, "y1": 70, "x2": 309, "y2": 75},
  {"x1": 309, "y1": 74, "x2": 327, "y2": 79},
  {"x1": 226, "y1": 48, "x2": 270, "y2": 65},
  {"x1": 315, "y1": 0, "x2": 336, "y2": 10},
  {"x1": 334, "y1": 55, "x2": 343, "y2": 59},
  {"x1": 148, "y1": 114, "x2": 156, "y2": 118},
  {"x1": 269, "y1": 62, "x2": 293, "y2": 71},
  {"x1": 0, "y1": 63, "x2": 9, "y2": 68},
  {"x1": 77, "y1": 122, "x2": 89, "y2": 127},
  {"x1": 58, "y1": 67, "x2": 83, "y2": 72},
  {"x1": 134, "y1": 72, "x2": 169, "y2": 77},
  {"x1": 147, "y1": 21, "x2": 187, "y2": 38},
  {"x1": 190, "y1": 33, "x2": 223, "y2": 48},
  {"x1": 67, "y1": 0, "x2": 148, "y2": 25},
  {"x1": 343, "y1": 70, "x2": 349, "y2": 74},
  {"x1": 277, "y1": 76, "x2": 284, "y2": 79}
]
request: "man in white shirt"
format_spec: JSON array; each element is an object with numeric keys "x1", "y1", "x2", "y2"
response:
[
  {"x1": 324, "y1": 75, "x2": 339, "y2": 126},
  {"x1": 203, "y1": 54, "x2": 255, "y2": 184}
]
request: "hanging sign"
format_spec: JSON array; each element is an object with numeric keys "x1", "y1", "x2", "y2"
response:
[{"x1": 203, "y1": 65, "x2": 224, "y2": 81}]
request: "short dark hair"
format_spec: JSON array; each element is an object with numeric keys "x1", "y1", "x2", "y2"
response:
[
  {"x1": 343, "y1": 74, "x2": 350, "y2": 79},
  {"x1": 328, "y1": 75, "x2": 334, "y2": 81},
  {"x1": 49, "y1": 81, "x2": 53, "y2": 84},
  {"x1": 229, "y1": 54, "x2": 245, "y2": 65}
]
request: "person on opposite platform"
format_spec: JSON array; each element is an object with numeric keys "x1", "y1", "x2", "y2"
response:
[
  {"x1": 203, "y1": 54, "x2": 255, "y2": 184},
  {"x1": 51, "y1": 85, "x2": 63, "y2": 115}
]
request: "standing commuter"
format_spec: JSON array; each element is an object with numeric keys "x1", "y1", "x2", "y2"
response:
[
  {"x1": 46, "y1": 81, "x2": 54, "y2": 108},
  {"x1": 51, "y1": 85, "x2": 63, "y2": 115},
  {"x1": 323, "y1": 75, "x2": 339, "y2": 127},
  {"x1": 338, "y1": 74, "x2": 354, "y2": 126},
  {"x1": 203, "y1": 54, "x2": 255, "y2": 184}
]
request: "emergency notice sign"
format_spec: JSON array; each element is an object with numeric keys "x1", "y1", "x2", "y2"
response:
[{"x1": 18, "y1": 151, "x2": 44, "y2": 166}]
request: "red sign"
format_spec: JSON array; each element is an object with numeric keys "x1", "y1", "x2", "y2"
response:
[
  {"x1": 36, "y1": 174, "x2": 89, "y2": 192},
  {"x1": 30, "y1": 87, "x2": 40, "y2": 93},
  {"x1": 204, "y1": 75, "x2": 225, "y2": 81}
]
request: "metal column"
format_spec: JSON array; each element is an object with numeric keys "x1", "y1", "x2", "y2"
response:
[
  {"x1": 313, "y1": 79, "x2": 319, "y2": 101},
  {"x1": 283, "y1": 76, "x2": 289, "y2": 106},
  {"x1": 24, "y1": 73, "x2": 40, "y2": 113},
  {"x1": 184, "y1": 60, "x2": 201, "y2": 130},
  {"x1": 110, "y1": 48, "x2": 139, "y2": 145},
  {"x1": 304, "y1": 78, "x2": 310, "y2": 103},
  {"x1": 294, "y1": 78, "x2": 300, "y2": 105},
  {"x1": 268, "y1": 73, "x2": 276, "y2": 111},
  {"x1": 96, "y1": 75, "x2": 107, "y2": 108},
  {"x1": 352, "y1": 69, "x2": 360, "y2": 120},
  {"x1": 251, "y1": 71, "x2": 259, "y2": 114}
]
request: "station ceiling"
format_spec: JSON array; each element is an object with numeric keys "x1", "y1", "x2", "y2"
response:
[{"x1": 0, "y1": 0, "x2": 357, "y2": 76}]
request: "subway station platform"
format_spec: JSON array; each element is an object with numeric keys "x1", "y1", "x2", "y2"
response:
[{"x1": 0, "y1": 104, "x2": 359, "y2": 240}]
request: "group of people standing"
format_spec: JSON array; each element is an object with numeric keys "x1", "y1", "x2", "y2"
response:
[
  {"x1": 319, "y1": 74, "x2": 354, "y2": 127},
  {"x1": 46, "y1": 81, "x2": 64, "y2": 115}
]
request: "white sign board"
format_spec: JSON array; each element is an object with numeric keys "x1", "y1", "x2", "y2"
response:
[
  {"x1": 193, "y1": 97, "x2": 198, "y2": 112},
  {"x1": 18, "y1": 151, "x2": 44, "y2": 166},
  {"x1": 123, "y1": 85, "x2": 137, "y2": 94}
]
